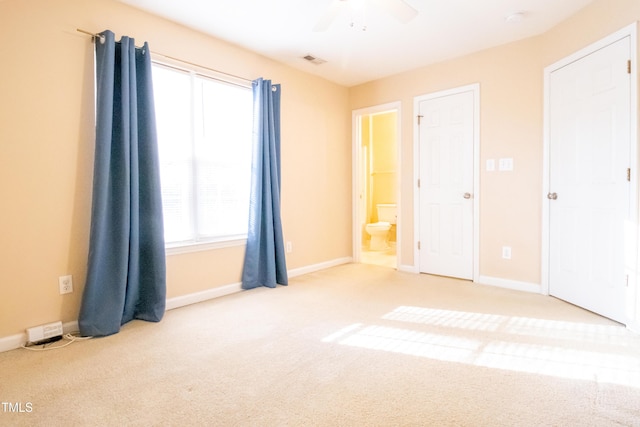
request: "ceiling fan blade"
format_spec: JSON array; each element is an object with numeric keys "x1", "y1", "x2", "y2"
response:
[
  {"x1": 313, "y1": 0, "x2": 348, "y2": 32},
  {"x1": 371, "y1": 0, "x2": 418, "y2": 23}
]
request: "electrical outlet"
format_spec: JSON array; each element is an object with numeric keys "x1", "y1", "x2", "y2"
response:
[
  {"x1": 286, "y1": 241, "x2": 293, "y2": 253},
  {"x1": 59, "y1": 275, "x2": 73, "y2": 294},
  {"x1": 502, "y1": 246, "x2": 512, "y2": 260}
]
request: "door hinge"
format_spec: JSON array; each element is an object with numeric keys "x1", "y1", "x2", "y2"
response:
[
  {"x1": 417, "y1": 241, "x2": 421, "y2": 250},
  {"x1": 628, "y1": 59, "x2": 632, "y2": 74},
  {"x1": 627, "y1": 167, "x2": 631, "y2": 182},
  {"x1": 417, "y1": 115, "x2": 424, "y2": 125},
  {"x1": 417, "y1": 179, "x2": 421, "y2": 188}
]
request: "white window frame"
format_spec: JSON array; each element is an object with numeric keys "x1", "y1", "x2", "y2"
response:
[{"x1": 151, "y1": 57, "x2": 253, "y2": 255}]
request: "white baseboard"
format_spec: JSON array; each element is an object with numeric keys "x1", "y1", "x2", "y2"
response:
[
  {"x1": 288, "y1": 257, "x2": 352, "y2": 278},
  {"x1": 165, "y1": 257, "x2": 354, "y2": 311},
  {"x1": 477, "y1": 275, "x2": 541, "y2": 294},
  {"x1": 165, "y1": 282, "x2": 243, "y2": 311},
  {"x1": 394, "y1": 265, "x2": 540, "y2": 292},
  {"x1": 0, "y1": 257, "x2": 352, "y2": 353},
  {"x1": 165, "y1": 257, "x2": 353, "y2": 311},
  {"x1": 0, "y1": 333, "x2": 25, "y2": 354},
  {"x1": 63, "y1": 320, "x2": 79, "y2": 334},
  {"x1": 398, "y1": 264, "x2": 419, "y2": 273}
]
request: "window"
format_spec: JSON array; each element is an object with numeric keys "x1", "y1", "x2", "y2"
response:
[{"x1": 152, "y1": 62, "x2": 253, "y2": 249}]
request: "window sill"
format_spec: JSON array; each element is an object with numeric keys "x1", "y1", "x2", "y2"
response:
[{"x1": 165, "y1": 236, "x2": 247, "y2": 256}]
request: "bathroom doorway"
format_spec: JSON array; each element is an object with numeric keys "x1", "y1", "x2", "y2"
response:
[{"x1": 352, "y1": 102, "x2": 401, "y2": 269}]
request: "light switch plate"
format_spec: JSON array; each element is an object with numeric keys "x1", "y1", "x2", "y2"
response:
[{"x1": 499, "y1": 158, "x2": 514, "y2": 171}]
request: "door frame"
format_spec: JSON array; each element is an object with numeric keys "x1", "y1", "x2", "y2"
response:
[
  {"x1": 413, "y1": 84, "x2": 480, "y2": 281},
  {"x1": 542, "y1": 23, "x2": 638, "y2": 325},
  {"x1": 352, "y1": 101, "x2": 402, "y2": 266}
]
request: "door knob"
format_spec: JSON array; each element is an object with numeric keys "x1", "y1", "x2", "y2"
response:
[
  {"x1": 463, "y1": 192, "x2": 472, "y2": 199},
  {"x1": 547, "y1": 192, "x2": 558, "y2": 200}
]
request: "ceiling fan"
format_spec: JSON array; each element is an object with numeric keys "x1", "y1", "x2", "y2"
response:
[{"x1": 313, "y1": 0, "x2": 419, "y2": 32}]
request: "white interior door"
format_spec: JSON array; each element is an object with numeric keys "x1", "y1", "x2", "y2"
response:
[
  {"x1": 548, "y1": 36, "x2": 631, "y2": 323},
  {"x1": 418, "y1": 89, "x2": 475, "y2": 279}
]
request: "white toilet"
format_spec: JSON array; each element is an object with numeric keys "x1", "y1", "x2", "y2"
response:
[{"x1": 365, "y1": 204, "x2": 397, "y2": 251}]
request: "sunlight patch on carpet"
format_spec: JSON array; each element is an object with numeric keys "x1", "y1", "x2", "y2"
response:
[{"x1": 322, "y1": 306, "x2": 640, "y2": 389}]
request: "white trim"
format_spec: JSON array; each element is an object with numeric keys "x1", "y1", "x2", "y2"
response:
[
  {"x1": 628, "y1": 24, "x2": 639, "y2": 329},
  {"x1": 288, "y1": 257, "x2": 353, "y2": 278},
  {"x1": 412, "y1": 95, "x2": 421, "y2": 272},
  {"x1": 398, "y1": 264, "x2": 419, "y2": 274},
  {"x1": 542, "y1": 63, "x2": 551, "y2": 295},
  {"x1": 472, "y1": 85, "x2": 481, "y2": 282},
  {"x1": 352, "y1": 102, "x2": 402, "y2": 268},
  {"x1": 63, "y1": 320, "x2": 80, "y2": 334},
  {"x1": 165, "y1": 257, "x2": 354, "y2": 311},
  {"x1": 166, "y1": 237, "x2": 246, "y2": 256},
  {"x1": 543, "y1": 23, "x2": 638, "y2": 74},
  {"x1": 477, "y1": 275, "x2": 541, "y2": 294},
  {"x1": 0, "y1": 258, "x2": 353, "y2": 353},
  {"x1": 624, "y1": 23, "x2": 638, "y2": 327},
  {"x1": 542, "y1": 23, "x2": 638, "y2": 326},
  {"x1": 413, "y1": 83, "x2": 481, "y2": 280},
  {"x1": 165, "y1": 282, "x2": 243, "y2": 310},
  {"x1": 151, "y1": 56, "x2": 252, "y2": 89},
  {"x1": 0, "y1": 333, "x2": 26, "y2": 353}
]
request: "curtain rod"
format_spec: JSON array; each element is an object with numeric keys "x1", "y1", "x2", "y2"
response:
[{"x1": 76, "y1": 28, "x2": 253, "y2": 84}]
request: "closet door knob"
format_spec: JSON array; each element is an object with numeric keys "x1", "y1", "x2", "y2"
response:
[
  {"x1": 547, "y1": 192, "x2": 558, "y2": 200},
  {"x1": 463, "y1": 193, "x2": 472, "y2": 199}
]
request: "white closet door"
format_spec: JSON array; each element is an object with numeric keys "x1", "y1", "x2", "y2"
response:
[{"x1": 548, "y1": 36, "x2": 631, "y2": 323}]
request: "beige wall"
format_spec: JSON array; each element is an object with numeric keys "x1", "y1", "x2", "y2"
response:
[
  {"x1": 350, "y1": 36, "x2": 544, "y2": 280},
  {"x1": 349, "y1": 0, "x2": 640, "y2": 286},
  {"x1": 0, "y1": 0, "x2": 351, "y2": 338},
  {"x1": 2, "y1": 0, "x2": 640, "y2": 340}
]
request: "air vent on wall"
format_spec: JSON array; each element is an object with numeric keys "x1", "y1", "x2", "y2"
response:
[{"x1": 303, "y1": 54, "x2": 327, "y2": 65}]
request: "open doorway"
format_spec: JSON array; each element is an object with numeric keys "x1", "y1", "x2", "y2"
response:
[{"x1": 352, "y1": 102, "x2": 401, "y2": 269}]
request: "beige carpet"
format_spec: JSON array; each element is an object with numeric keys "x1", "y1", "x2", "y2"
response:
[{"x1": 1, "y1": 263, "x2": 640, "y2": 426}]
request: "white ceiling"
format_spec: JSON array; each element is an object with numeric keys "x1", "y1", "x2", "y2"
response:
[{"x1": 117, "y1": 0, "x2": 596, "y2": 87}]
